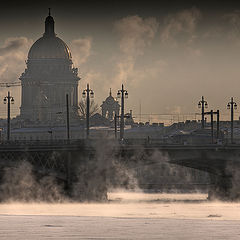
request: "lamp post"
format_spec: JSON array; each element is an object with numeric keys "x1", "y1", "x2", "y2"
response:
[
  {"x1": 82, "y1": 83, "x2": 94, "y2": 138},
  {"x1": 3, "y1": 91, "x2": 14, "y2": 141},
  {"x1": 117, "y1": 84, "x2": 128, "y2": 140},
  {"x1": 227, "y1": 97, "x2": 237, "y2": 144},
  {"x1": 198, "y1": 96, "x2": 208, "y2": 128},
  {"x1": 216, "y1": 110, "x2": 220, "y2": 139}
]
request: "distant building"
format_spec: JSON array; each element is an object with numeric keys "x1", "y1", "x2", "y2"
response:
[
  {"x1": 124, "y1": 110, "x2": 134, "y2": 125},
  {"x1": 19, "y1": 10, "x2": 80, "y2": 126},
  {"x1": 90, "y1": 113, "x2": 111, "y2": 126},
  {"x1": 100, "y1": 89, "x2": 120, "y2": 120},
  {"x1": 124, "y1": 122, "x2": 164, "y2": 139}
]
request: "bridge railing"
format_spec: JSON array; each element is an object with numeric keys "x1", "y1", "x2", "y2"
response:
[{"x1": 0, "y1": 138, "x2": 239, "y2": 150}]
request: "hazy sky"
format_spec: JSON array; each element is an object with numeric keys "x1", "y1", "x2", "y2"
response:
[{"x1": 1, "y1": 0, "x2": 240, "y2": 123}]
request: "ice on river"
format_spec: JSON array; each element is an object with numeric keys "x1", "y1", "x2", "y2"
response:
[{"x1": 1, "y1": 192, "x2": 240, "y2": 239}]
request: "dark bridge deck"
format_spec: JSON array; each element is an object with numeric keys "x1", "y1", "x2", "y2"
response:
[{"x1": 0, "y1": 139, "x2": 239, "y2": 175}]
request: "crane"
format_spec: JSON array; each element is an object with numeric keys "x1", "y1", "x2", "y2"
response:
[{"x1": 0, "y1": 82, "x2": 21, "y2": 88}]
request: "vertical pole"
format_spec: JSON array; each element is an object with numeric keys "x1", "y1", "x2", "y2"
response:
[
  {"x1": 201, "y1": 96, "x2": 205, "y2": 129},
  {"x1": 120, "y1": 84, "x2": 124, "y2": 140},
  {"x1": 231, "y1": 97, "x2": 234, "y2": 144},
  {"x1": 86, "y1": 84, "x2": 90, "y2": 139},
  {"x1": 217, "y1": 110, "x2": 220, "y2": 139},
  {"x1": 66, "y1": 94, "x2": 71, "y2": 191},
  {"x1": 114, "y1": 113, "x2": 117, "y2": 139},
  {"x1": 66, "y1": 94, "x2": 70, "y2": 140},
  {"x1": 139, "y1": 100, "x2": 141, "y2": 123},
  {"x1": 211, "y1": 110, "x2": 214, "y2": 144},
  {"x1": 7, "y1": 91, "x2": 10, "y2": 141}
]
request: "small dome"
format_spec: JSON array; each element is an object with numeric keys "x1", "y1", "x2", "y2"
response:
[
  {"x1": 106, "y1": 95, "x2": 115, "y2": 102},
  {"x1": 105, "y1": 89, "x2": 115, "y2": 102},
  {"x1": 28, "y1": 36, "x2": 72, "y2": 60}
]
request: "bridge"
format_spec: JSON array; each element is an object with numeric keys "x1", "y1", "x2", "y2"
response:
[
  {"x1": 120, "y1": 142, "x2": 240, "y2": 200},
  {"x1": 0, "y1": 139, "x2": 239, "y2": 200}
]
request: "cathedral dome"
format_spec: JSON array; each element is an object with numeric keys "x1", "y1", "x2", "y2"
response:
[
  {"x1": 28, "y1": 9, "x2": 72, "y2": 60},
  {"x1": 28, "y1": 36, "x2": 72, "y2": 60}
]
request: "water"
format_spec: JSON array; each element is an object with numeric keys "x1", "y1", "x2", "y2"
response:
[{"x1": 1, "y1": 192, "x2": 240, "y2": 239}]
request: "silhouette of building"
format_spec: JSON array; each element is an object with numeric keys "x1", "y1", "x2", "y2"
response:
[
  {"x1": 19, "y1": 10, "x2": 80, "y2": 125},
  {"x1": 100, "y1": 89, "x2": 120, "y2": 120}
]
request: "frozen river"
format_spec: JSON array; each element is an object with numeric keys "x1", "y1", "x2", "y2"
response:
[{"x1": 1, "y1": 192, "x2": 240, "y2": 239}]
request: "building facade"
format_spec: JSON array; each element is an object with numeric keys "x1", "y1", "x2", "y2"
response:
[{"x1": 19, "y1": 11, "x2": 80, "y2": 125}]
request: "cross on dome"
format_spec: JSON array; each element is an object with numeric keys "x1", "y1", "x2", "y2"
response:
[{"x1": 44, "y1": 8, "x2": 55, "y2": 37}]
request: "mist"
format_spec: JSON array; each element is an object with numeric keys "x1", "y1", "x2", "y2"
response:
[{"x1": 0, "y1": 140, "x2": 211, "y2": 202}]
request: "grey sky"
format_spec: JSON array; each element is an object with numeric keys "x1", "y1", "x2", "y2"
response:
[{"x1": 1, "y1": 1, "x2": 240, "y2": 123}]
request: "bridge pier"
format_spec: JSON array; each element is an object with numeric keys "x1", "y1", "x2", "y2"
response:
[
  {"x1": 208, "y1": 162, "x2": 240, "y2": 201},
  {"x1": 208, "y1": 174, "x2": 233, "y2": 200}
]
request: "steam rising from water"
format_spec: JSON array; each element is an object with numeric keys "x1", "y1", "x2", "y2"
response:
[
  {"x1": 0, "y1": 161, "x2": 65, "y2": 202},
  {"x1": 0, "y1": 141, "x2": 143, "y2": 202},
  {"x1": 0, "y1": 145, "x2": 210, "y2": 202},
  {"x1": 3, "y1": 141, "x2": 240, "y2": 203}
]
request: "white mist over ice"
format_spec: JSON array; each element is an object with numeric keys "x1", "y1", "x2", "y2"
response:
[
  {"x1": 0, "y1": 191, "x2": 240, "y2": 220},
  {"x1": 1, "y1": 192, "x2": 240, "y2": 239}
]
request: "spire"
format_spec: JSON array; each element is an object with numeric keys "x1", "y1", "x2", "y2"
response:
[
  {"x1": 44, "y1": 8, "x2": 55, "y2": 37},
  {"x1": 109, "y1": 88, "x2": 112, "y2": 96}
]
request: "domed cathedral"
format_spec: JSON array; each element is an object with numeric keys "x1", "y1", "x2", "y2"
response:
[{"x1": 19, "y1": 10, "x2": 80, "y2": 125}]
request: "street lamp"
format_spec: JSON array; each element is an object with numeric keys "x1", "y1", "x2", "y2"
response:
[
  {"x1": 198, "y1": 96, "x2": 208, "y2": 128},
  {"x1": 82, "y1": 83, "x2": 94, "y2": 138},
  {"x1": 227, "y1": 97, "x2": 237, "y2": 144},
  {"x1": 3, "y1": 91, "x2": 14, "y2": 141},
  {"x1": 117, "y1": 84, "x2": 128, "y2": 140}
]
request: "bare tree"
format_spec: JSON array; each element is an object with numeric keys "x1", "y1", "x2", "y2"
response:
[{"x1": 78, "y1": 99, "x2": 99, "y2": 119}]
